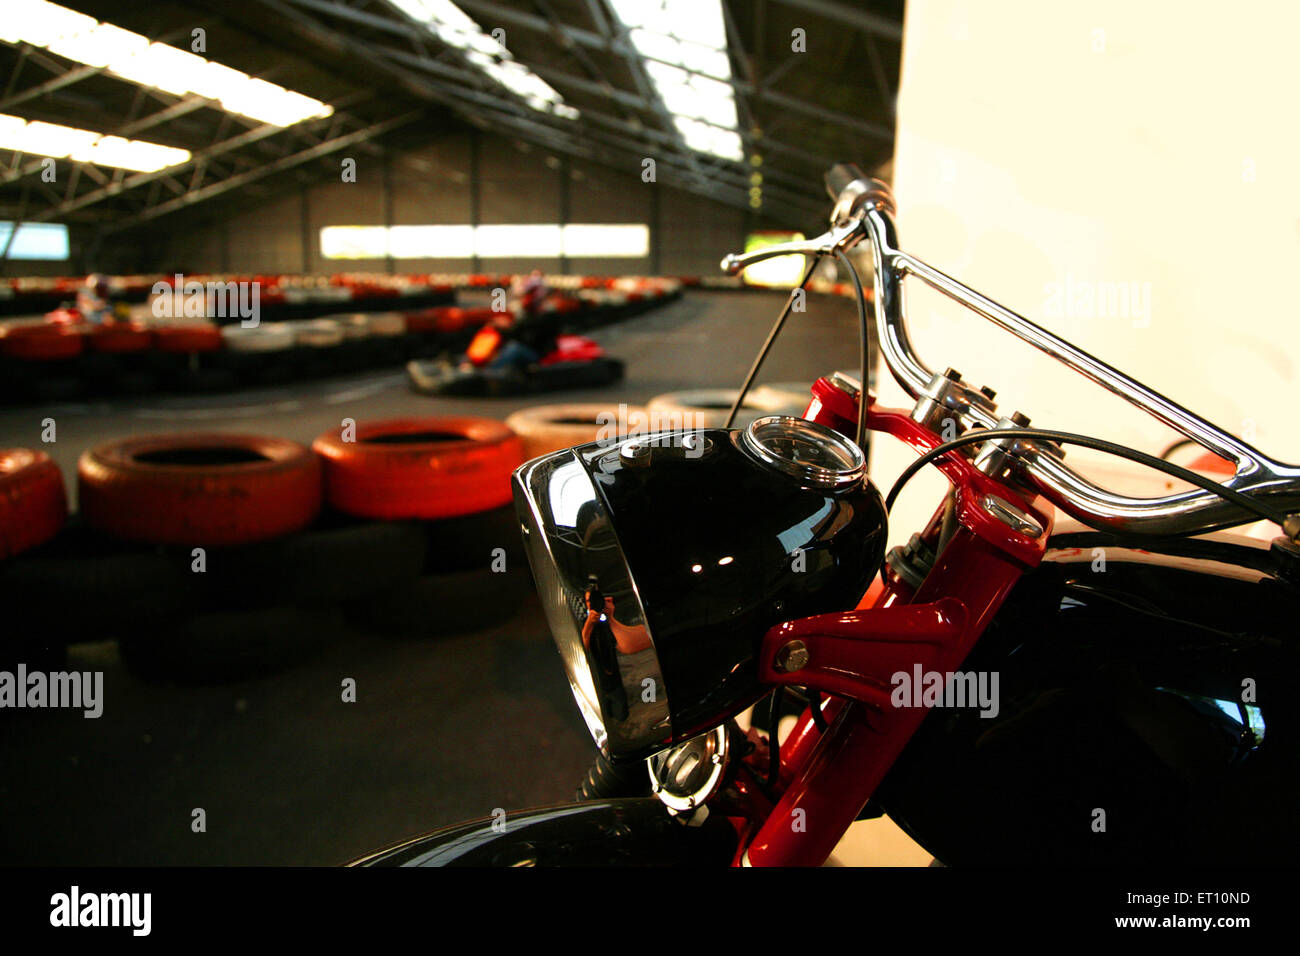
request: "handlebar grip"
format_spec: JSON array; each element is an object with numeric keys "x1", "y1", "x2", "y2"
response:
[{"x1": 824, "y1": 164, "x2": 867, "y2": 201}]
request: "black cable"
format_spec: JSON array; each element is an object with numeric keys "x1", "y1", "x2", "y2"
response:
[
  {"x1": 725, "y1": 255, "x2": 822, "y2": 429},
  {"x1": 883, "y1": 427, "x2": 1290, "y2": 531},
  {"x1": 765, "y1": 688, "x2": 784, "y2": 788},
  {"x1": 1160, "y1": 437, "x2": 1197, "y2": 461},
  {"x1": 832, "y1": 248, "x2": 872, "y2": 451},
  {"x1": 807, "y1": 688, "x2": 828, "y2": 731}
]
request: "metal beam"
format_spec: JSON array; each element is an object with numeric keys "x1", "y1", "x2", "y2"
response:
[
  {"x1": 100, "y1": 111, "x2": 420, "y2": 232},
  {"x1": 0, "y1": 61, "x2": 104, "y2": 112},
  {"x1": 374, "y1": 42, "x2": 828, "y2": 198},
  {"x1": 385, "y1": 59, "x2": 823, "y2": 213},
  {"x1": 766, "y1": 0, "x2": 904, "y2": 41},
  {"x1": 261, "y1": 0, "x2": 827, "y2": 221},
  {"x1": 287, "y1": 0, "x2": 894, "y2": 142},
  {"x1": 265, "y1": 0, "x2": 781, "y2": 206},
  {"x1": 25, "y1": 117, "x2": 319, "y2": 218}
]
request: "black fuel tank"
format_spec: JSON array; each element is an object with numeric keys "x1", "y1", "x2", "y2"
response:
[{"x1": 876, "y1": 530, "x2": 1300, "y2": 865}]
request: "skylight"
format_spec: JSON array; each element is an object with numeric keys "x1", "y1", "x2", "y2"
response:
[
  {"x1": 0, "y1": 113, "x2": 191, "y2": 172},
  {"x1": 389, "y1": 0, "x2": 579, "y2": 119},
  {"x1": 0, "y1": 1, "x2": 334, "y2": 128},
  {"x1": 606, "y1": 0, "x2": 744, "y2": 161}
]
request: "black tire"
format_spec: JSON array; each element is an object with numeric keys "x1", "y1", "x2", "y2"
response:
[
  {"x1": 422, "y1": 505, "x2": 525, "y2": 574},
  {"x1": 344, "y1": 566, "x2": 532, "y2": 637},
  {"x1": 0, "y1": 528, "x2": 198, "y2": 647},
  {"x1": 198, "y1": 518, "x2": 428, "y2": 607},
  {"x1": 118, "y1": 604, "x2": 338, "y2": 683}
]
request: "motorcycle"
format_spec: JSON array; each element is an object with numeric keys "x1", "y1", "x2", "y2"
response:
[{"x1": 355, "y1": 165, "x2": 1300, "y2": 867}]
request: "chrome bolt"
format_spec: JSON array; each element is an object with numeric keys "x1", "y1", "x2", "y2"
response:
[
  {"x1": 981, "y1": 494, "x2": 1043, "y2": 539},
  {"x1": 774, "y1": 639, "x2": 809, "y2": 673}
]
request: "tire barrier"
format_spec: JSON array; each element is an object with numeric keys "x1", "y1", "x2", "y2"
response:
[
  {"x1": 0, "y1": 324, "x2": 84, "y2": 361},
  {"x1": 312, "y1": 417, "x2": 523, "y2": 521},
  {"x1": 751, "y1": 383, "x2": 814, "y2": 411},
  {"x1": 153, "y1": 323, "x2": 223, "y2": 353},
  {"x1": 1, "y1": 274, "x2": 683, "y2": 404},
  {"x1": 504, "y1": 402, "x2": 647, "y2": 460},
  {"x1": 221, "y1": 323, "x2": 295, "y2": 352},
  {"x1": 344, "y1": 565, "x2": 533, "y2": 638},
  {"x1": 404, "y1": 306, "x2": 466, "y2": 334},
  {"x1": 198, "y1": 517, "x2": 429, "y2": 608},
  {"x1": 117, "y1": 605, "x2": 338, "y2": 684},
  {"x1": 364, "y1": 311, "x2": 406, "y2": 337},
  {"x1": 646, "y1": 385, "x2": 810, "y2": 429},
  {"x1": 88, "y1": 322, "x2": 152, "y2": 354},
  {"x1": 0, "y1": 449, "x2": 67, "y2": 559},
  {"x1": 288, "y1": 318, "x2": 345, "y2": 348},
  {"x1": 0, "y1": 411, "x2": 564, "y2": 681},
  {"x1": 78, "y1": 433, "x2": 323, "y2": 547},
  {"x1": 0, "y1": 526, "x2": 198, "y2": 643}
]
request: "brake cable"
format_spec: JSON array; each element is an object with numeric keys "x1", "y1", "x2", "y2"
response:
[
  {"x1": 725, "y1": 255, "x2": 822, "y2": 429},
  {"x1": 833, "y1": 248, "x2": 872, "y2": 451},
  {"x1": 885, "y1": 427, "x2": 1291, "y2": 531}
]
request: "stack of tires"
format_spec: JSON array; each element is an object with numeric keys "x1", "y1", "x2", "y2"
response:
[
  {"x1": 313, "y1": 417, "x2": 529, "y2": 638},
  {"x1": 646, "y1": 383, "x2": 813, "y2": 429},
  {"x1": 0, "y1": 416, "x2": 533, "y2": 682}
]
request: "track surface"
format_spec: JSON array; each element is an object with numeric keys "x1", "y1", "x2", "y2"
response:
[{"x1": 0, "y1": 291, "x2": 867, "y2": 865}]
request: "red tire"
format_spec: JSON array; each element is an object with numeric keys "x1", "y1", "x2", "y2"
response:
[
  {"x1": 312, "y1": 417, "x2": 523, "y2": 520},
  {"x1": 89, "y1": 322, "x2": 153, "y2": 354},
  {"x1": 0, "y1": 449, "x2": 67, "y2": 559},
  {"x1": 78, "y1": 434, "x2": 323, "y2": 546},
  {"x1": 0, "y1": 325, "x2": 84, "y2": 361},
  {"x1": 153, "y1": 324, "x2": 222, "y2": 353},
  {"x1": 461, "y1": 307, "x2": 498, "y2": 327},
  {"x1": 405, "y1": 306, "x2": 465, "y2": 334}
]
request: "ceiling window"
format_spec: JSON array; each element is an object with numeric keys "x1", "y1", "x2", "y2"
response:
[
  {"x1": 0, "y1": 113, "x2": 191, "y2": 171},
  {"x1": 389, "y1": 0, "x2": 579, "y2": 119},
  {"x1": 606, "y1": 0, "x2": 744, "y2": 161},
  {"x1": 0, "y1": 1, "x2": 333, "y2": 127}
]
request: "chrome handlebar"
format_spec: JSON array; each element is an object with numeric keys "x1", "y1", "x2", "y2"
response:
[{"x1": 721, "y1": 171, "x2": 1300, "y2": 536}]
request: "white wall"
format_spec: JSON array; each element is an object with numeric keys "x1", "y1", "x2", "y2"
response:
[{"x1": 876, "y1": 0, "x2": 1300, "y2": 541}]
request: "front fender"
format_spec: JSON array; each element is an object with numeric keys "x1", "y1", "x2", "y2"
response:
[{"x1": 351, "y1": 798, "x2": 736, "y2": 867}]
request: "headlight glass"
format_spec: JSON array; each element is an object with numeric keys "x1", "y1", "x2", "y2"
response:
[
  {"x1": 513, "y1": 451, "x2": 672, "y2": 759},
  {"x1": 741, "y1": 415, "x2": 865, "y2": 488}
]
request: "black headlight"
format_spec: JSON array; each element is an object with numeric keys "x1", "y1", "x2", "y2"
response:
[{"x1": 514, "y1": 417, "x2": 887, "y2": 761}]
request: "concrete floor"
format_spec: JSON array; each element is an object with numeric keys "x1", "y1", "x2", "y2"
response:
[{"x1": 0, "y1": 290, "x2": 921, "y2": 865}]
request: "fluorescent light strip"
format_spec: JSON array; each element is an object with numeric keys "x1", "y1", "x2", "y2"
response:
[
  {"x1": 0, "y1": 1, "x2": 333, "y2": 128},
  {"x1": 607, "y1": 0, "x2": 744, "y2": 161},
  {"x1": 389, "y1": 0, "x2": 578, "y2": 119},
  {"x1": 321, "y1": 224, "x2": 650, "y2": 259},
  {"x1": 0, "y1": 113, "x2": 190, "y2": 171}
]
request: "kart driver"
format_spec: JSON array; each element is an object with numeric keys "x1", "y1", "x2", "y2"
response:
[{"x1": 459, "y1": 270, "x2": 561, "y2": 372}]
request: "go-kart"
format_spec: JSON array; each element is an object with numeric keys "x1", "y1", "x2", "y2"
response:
[{"x1": 406, "y1": 328, "x2": 624, "y2": 397}]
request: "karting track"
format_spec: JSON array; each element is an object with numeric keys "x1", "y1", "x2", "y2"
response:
[{"x1": 0, "y1": 291, "x2": 870, "y2": 866}]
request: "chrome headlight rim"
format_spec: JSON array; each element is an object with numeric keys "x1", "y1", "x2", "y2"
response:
[{"x1": 513, "y1": 449, "x2": 673, "y2": 761}]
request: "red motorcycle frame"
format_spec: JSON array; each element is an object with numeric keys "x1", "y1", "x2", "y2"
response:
[{"x1": 724, "y1": 375, "x2": 1054, "y2": 866}]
